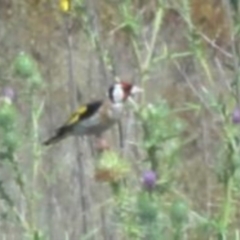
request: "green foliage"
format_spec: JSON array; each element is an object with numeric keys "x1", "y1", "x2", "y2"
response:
[
  {"x1": 14, "y1": 52, "x2": 36, "y2": 78},
  {"x1": 170, "y1": 199, "x2": 188, "y2": 224},
  {"x1": 230, "y1": 0, "x2": 239, "y2": 12},
  {"x1": 13, "y1": 52, "x2": 43, "y2": 89},
  {"x1": 0, "y1": 101, "x2": 17, "y2": 130},
  {"x1": 97, "y1": 151, "x2": 129, "y2": 173},
  {"x1": 96, "y1": 151, "x2": 130, "y2": 195},
  {"x1": 0, "y1": 101, "x2": 19, "y2": 157},
  {"x1": 111, "y1": 99, "x2": 189, "y2": 239},
  {"x1": 119, "y1": 0, "x2": 141, "y2": 35},
  {"x1": 115, "y1": 188, "x2": 170, "y2": 240},
  {"x1": 137, "y1": 193, "x2": 158, "y2": 223},
  {"x1": 169, "y1": 200, "x2": 188, "y2": 240},
  {"x1": 0, "y1": 100, "x2": 25, "y2": 229},
  {"x1": 140, "y1": 100, "x2": 185, "y2": 147},
  {"x1": 138, "y1": 100, "x2": 185, "y2": 173},
  {"x1": 32, "y1": 230, "x2": 47, "y2": 240},
  {"x1": 0, "y1": 50, "x2": 46, "y2": 239}
]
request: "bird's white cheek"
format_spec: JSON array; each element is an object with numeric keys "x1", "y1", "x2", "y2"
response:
[{"x1": 113, "y1": 85, "x2": 125, "y2": 102}]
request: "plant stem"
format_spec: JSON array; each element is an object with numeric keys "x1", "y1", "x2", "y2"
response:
[
  {"x1": 222, "y1": 0, "x2": 240, "y2": 105},
  {"x1": 64, "y1": 12, "x2": 89, "y2": 236},
  {"x1": 142, "y1": 7, "x2": 163, "y2": 74},
  {"x1": 218, "y1": 176, "x2": 233, "y2": 239}
]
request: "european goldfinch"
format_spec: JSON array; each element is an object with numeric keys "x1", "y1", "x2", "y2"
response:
[{"x1": 43, "y1": 81, "x2": 142, "y2": 146}]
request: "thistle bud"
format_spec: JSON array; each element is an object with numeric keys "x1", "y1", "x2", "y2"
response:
[
  {"x1": 232, "y1": 107, "x2": 240, "y2": 124},
  {"x1": 142, "y1": 170, "x2": 157, "y2": 190}
]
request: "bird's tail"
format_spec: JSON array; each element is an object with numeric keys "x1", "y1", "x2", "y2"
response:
[{"x1": 43, "y1": 126, "x2": 70, "y2": 146}]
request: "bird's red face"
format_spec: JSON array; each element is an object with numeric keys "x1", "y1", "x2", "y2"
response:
[{"x1": 108, "y1": 81, "x2": 143, "y2": 103}]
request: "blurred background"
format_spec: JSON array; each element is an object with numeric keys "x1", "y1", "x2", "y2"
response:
[{"x1": 0, "y1": 0, "x2": 240, "y2": 239}]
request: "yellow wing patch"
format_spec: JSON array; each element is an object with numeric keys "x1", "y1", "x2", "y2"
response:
[
  {"x1": 59, "y1": 0, "x2": 71, "y2": 12},
  {"x1": 66, "y1": 106, "x2": 87, "y2": 125}
]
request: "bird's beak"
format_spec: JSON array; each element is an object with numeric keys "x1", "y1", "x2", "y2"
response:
[
  {"x1": 128, "y1": 85, "x2": 143, "y2": 109},
  {"x1": 130, "y1": 85, "x2": 143, "y2": 96}
]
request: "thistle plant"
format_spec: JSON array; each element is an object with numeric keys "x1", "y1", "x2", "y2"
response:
[
  {"x1": 0, "y1": 87, "x2": 20, "y2": 204},
  {"x1": 232, "y1": 107, "x2": 240, "y2": 124},
  {"x1": 170, "y1": 199, "x2": 189, "y2": 240},
  {"x1": 14, "y1": 52, "x2": 43, "y2": 90},
  {"x1": 214, "y1": 100, "x2": 240, "y2": 239},
  {"x1": 137, "y1": 100, "x2": 185, "y2": 178},
  {"x1": 142, "y1": 170, "x2": 157, "y2": 192},
  {"x1": 0, "y1": 51, "x2": 45, "y2": 239},
  {"x1": 95, "y1": 150, "x2": 130, "y2": 195}
]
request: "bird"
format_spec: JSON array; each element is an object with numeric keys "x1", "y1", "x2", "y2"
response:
[{"x1": 43, "y1": 81, "x2": 143, "y2": 146}]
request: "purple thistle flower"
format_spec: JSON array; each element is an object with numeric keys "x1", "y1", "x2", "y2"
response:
[
  {"x1": 2, "y1": 87, "x2": 15, "y2": 102},
  {"x1": 142, "y1": 170, "x2": 157, "y2": 190},
  {"x1": 232, "y1": 107, "x2": 240, "y2": 124}
]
